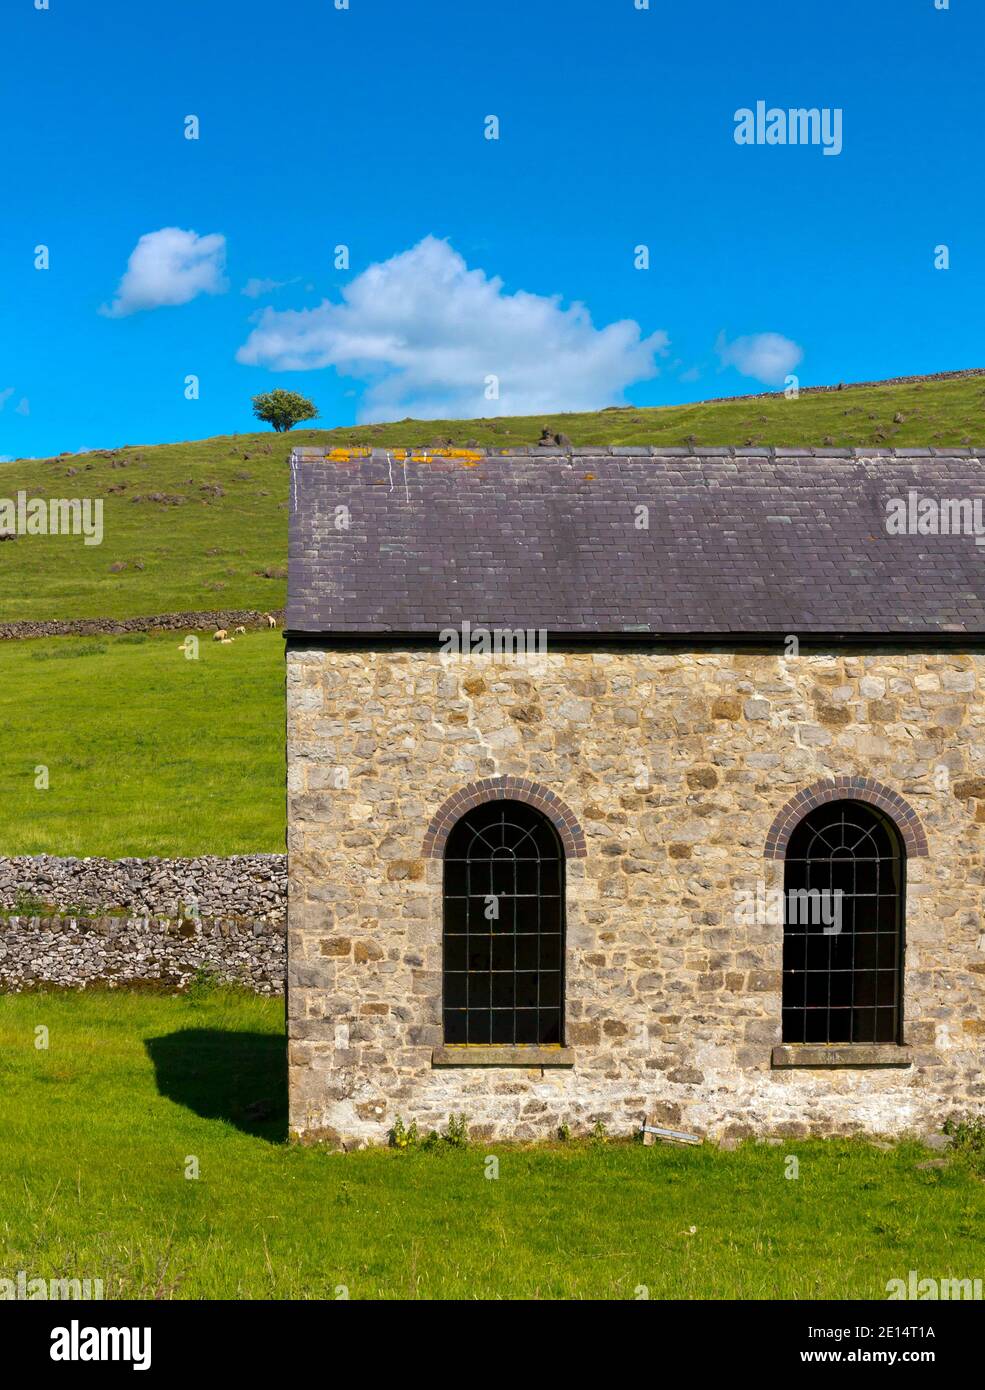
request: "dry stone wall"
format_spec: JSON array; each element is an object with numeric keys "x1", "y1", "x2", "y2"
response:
[
  {"x1": 0, "y1": 855, "x2": 286, "y2": 993},
  {"x1": 286, "y1": 644, "x2": 985, "y2": 1147},
  {"x1": 0, "y1": 914, "x2": 285, "y2": 994},
  {"x1": 0, "y1": 608, "x2": 284, "y2": 641}
]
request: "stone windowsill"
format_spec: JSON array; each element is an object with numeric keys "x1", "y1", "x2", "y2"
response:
[
  {"x1": 771, "y1": 1044, "x2": 913, "y2": 1069},
  {"x1": 431, "y1": 1045, "x2": 575, "y2": 1068}
]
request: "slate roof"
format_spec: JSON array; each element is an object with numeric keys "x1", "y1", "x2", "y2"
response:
[{"x1": 287, "y1": 447, "x2": 985, "y2": 637}]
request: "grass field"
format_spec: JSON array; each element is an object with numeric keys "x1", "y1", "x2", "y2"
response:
[
  {"x1": 1, "y1": 371, "x2": 983, "y2": 623},
  {"x1": 0, "y1": 630, "x2": 284, "y2": 857},
  {"x1": 0, "y1": 989, "x2": 981, "y2": 1300}
]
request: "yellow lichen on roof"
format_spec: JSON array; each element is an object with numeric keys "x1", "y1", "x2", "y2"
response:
[
  {"x1": 411, "y1": 448, "x2": 485, "y2": 466},
  {"x1": 381, "y1": 447, "x2": 486, "y2": 466},
  {"x1": 325, "y1": 447, "x2": 372, "y2": 462}
]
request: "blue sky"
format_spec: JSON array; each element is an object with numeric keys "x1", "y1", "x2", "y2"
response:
[{"x1": 1, "y1": 0, "x2": 981, "y2": 459}]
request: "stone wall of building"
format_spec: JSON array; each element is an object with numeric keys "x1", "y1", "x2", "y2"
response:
[{"x1": 286, "y1": 645, "x2": 985, "y2": 1147}]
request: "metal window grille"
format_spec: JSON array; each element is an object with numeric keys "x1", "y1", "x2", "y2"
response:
[
  {"x1": 782, "y1": 799, "x2": 905, "y2": 1045},
  {"x1": 443, "y1": 799, "x2": 565, "y2": 1046}
]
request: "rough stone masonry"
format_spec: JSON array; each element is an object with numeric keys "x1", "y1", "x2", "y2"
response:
[{"x1": 285, "y1": 645, "x2": 985, "y2": 1146}]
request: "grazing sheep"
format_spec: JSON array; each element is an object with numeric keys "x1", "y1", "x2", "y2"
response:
[
  {"x1": 234, "y1": 625, "x2": 247, "y2": 636},
  {"x1": 213, "y1": 629, "x2": 227, "y2": 641},
  {"x1": 220, "y1": 637, "x2": 234, "y2": 645}
]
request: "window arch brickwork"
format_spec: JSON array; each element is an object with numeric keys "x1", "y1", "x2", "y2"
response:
[
  {"x1": 764, "y1": 777, "x2": 928, "y2": 861},
  {"x1": 423, "y1": 777, "x2": 587, "y2": 859}
]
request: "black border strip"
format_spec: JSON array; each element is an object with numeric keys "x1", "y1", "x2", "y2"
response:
[{"x1": 285, "y1": 629, "x2": 985, "y2": 653}]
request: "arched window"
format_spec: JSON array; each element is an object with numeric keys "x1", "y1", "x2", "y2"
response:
[
  {"x1": 443, "y1": 799, "x2": 564, "y2": 1046},
  {"x1": 782, "y1": 799, "x2": 905, "y2": 1045}
]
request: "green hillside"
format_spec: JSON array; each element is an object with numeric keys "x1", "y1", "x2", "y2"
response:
[
  {"x1": 1, "y1": 370, "x2": 983, "y2": 624},
  {"x1": 0, "y1": 370, "x2": 982, "y2": 857}
]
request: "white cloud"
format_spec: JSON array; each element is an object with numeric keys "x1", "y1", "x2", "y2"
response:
[
  {"x1": 14, "y1": 398, "x2": 29, "y2": 417},
  {"x1": 715, "y1": 330, "x2": 803, "y2": 386},
  {"x1": 101, "y1": 227, "x2": 228, "y2": 318},
  {"x1": 0, "y1": 387, "x2": 15, "y2": 411},
  {"x1": 242, "y1": 276, "x2": 292, "y2": 299},
  {"x1": 236, "y1": 236, "x2": 668, "y2": 420}
]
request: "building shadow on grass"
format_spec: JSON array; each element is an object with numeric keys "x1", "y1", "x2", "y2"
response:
[{"x1": 144, "y1": 1029, "x2": 288, "y2": 1142}]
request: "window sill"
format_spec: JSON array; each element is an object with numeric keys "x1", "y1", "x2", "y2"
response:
[
  {"x1": 431, "y1": 1045, "x2": 575, "y2": 1068},
  {"x1": 771, "y1": 1044, "x2": 913, "y2": 1070}
]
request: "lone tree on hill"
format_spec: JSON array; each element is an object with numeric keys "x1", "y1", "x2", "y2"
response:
[{"x1": 252, "y1": 389, "x2": 319, "y2": 432}]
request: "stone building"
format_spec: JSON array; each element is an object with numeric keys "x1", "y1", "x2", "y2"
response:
[{"x1": 286, "y1": 445, "x2": 985, "y2": 1147}]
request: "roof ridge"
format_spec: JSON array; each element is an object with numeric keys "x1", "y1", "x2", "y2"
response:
[{"x1": 291, "y1": 445, "x2": 985, "y2": 461}]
